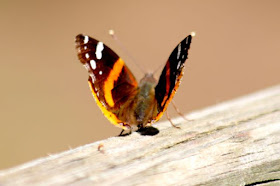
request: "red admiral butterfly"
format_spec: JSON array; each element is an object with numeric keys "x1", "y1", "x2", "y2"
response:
[{"x1": 75, "y1": 33, "x2": 193, "y2": 132}]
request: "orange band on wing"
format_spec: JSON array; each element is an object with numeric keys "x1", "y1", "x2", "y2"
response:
[
  {"x1": 154, "y1": 69, "x2": 184, "y2": 122},
  {"x1": 88, "y1": 80, "x2": 129, "y2": 129},
  {"x1": 103, "y1": 58, "x2": 124, "y2": 107}
]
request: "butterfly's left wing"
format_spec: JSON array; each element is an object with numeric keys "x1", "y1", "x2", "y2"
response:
[
  {"x1": 75, "y1": 34, "x2": 138, "y2": 129},
  {"x1": 154, "y1": 35, "x2": 192, "y2": 121}
]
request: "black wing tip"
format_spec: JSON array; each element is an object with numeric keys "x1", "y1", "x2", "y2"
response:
[
  {"x1": 186, "y1": 34, "x2": 192, "y2": 44},
  {"x1": 75, "y1": 34, "x2": 86, "y2": 43},
  {"x1": 186, "y1": 31, "x2": 196, "y2": 44},
  {"x1": 76, "y1": 33, "x2": 84, "y2": 37}
]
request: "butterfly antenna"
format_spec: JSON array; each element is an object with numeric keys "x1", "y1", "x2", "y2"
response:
[
  {"x1": 152, "y1": 63, "x2": 165, "y2": 76},
  {"x1": 109, "y1": 30, "x2": 146, "y2": 74}
]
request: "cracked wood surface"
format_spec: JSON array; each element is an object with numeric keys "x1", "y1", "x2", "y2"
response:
[{"x1": 0, "y1": 85, "x2": 280, "y2": 185}]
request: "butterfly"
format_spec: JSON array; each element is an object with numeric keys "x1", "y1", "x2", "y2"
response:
[{"x1": 75, "y1": 33, "x2": 192, "y2": 133}]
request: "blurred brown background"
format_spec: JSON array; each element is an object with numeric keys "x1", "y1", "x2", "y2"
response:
[{"x1": 0, "y1": 0, "x2": 279, "y2": 170}]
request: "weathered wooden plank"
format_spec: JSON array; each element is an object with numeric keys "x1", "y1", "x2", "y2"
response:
[{"x1": 0, "y1": 85, "x2": 280, "y2": 186}]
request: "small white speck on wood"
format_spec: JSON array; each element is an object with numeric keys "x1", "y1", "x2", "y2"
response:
[{"x1": 1, "y1": 85, "x2": 280, "y2": 186}]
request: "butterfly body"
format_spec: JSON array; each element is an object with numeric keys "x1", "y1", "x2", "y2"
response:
[
  {"x1": 75, "y1": 34, "x2": 192, "y2": 131},
  {"x1": 130, "y1": 73, "x2": 158, "y2": 128}
]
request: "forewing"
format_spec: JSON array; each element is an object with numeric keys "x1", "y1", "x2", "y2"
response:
[
  {"x1": 154, "y1": 35, "x2": 192, "y2": 121},
  {"x1": 75, "y1": 34, "x2": 138, "y2": 129}
]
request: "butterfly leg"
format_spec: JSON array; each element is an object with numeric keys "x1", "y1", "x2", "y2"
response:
[
  {"x1": 171, "y1": 100, "x2": 193, "y2": 121},
  {"x1": 118, "y1": 129, "x2": 132, "y2": 136},
  {"x1": 166, "y1": 110, "x2": 181, "y2": 129},
  {"x1": 118, "y1": 129, "x2": 125, "y2": 136}
]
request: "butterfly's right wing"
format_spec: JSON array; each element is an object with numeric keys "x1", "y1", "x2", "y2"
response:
[
  {"x1": 75, "y1": 34, "x2": 138, "y2": 129},
  {"x1": 154, "y1": 35, "x2": 192, "y2": 121}
]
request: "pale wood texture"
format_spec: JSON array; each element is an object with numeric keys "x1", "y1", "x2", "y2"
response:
[{"x1": 1, "y1": 85, "x2": 280, "y2": 186}]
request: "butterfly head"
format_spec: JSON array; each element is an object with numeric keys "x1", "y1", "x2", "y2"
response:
[{"x1": 139, "y1": 73, "x2": 157, "y2": 86}]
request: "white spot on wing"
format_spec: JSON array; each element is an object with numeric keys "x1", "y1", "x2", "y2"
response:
[
  {"x1": 90, "y1": 60, "x2": 96, "y2": 70},
  {"x1": 186, "y1": 38, "x2": 189, "y2": 45},
  {"x1": 177, "y1": 43, "x2": 181, "y2": 59},
  {"x1": 101, "y1": 101, "x2": 106, "y2": 107},
  {"x1": 84, "y1": 36, "x2": 89, "y2": 44},
  {"x1": 85, "y1": 53, "x2": 90, "y2": 59},
  {"x1": 99, "y1": 71, "x2": 102, "y2": 75},
  {"x1": 84, "y1": 63, "x2": 91, "y2": 71},
  {"x1": 177, "y1": 61, "x2": 181, "y2": 69},
  {"x1": 90, "y1": 74, "x2": 96, "y2": 83},
  {"x1": 95, "y1": 42, "x2": 104, "y2": 60},
  {"x1": 84, "y1": 46, "x2": 87, "y2": 50}
]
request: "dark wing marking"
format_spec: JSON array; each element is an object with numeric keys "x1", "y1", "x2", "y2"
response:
[{"x1": 154, "y1": 35, "x2": 192, "y2": 120}]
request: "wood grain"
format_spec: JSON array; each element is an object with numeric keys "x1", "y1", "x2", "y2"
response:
[{"x1": 1, "y1": 85, "x2": 280, "y2": 186}]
